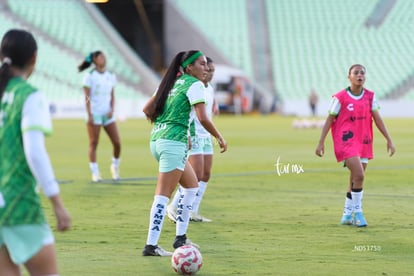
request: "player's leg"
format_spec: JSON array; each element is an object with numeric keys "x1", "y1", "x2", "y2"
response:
[
  {"x1": 0, "y1": 245, "x2": 20, "y2": 276},
  {"x1": 191, "y1": 153, "x2": 213, "y2": 222},
  {"x1": 103, "y1": 120, "x2": 121, "y2": 180},
  {"x1": 24, "y1": 244, "x2": 58, "y2": 276},
  {"x1": 143, "y1": 169, "x2": 182, "y2": 257},
  {"x1": 340, "y1": 173, "x2": 354, "y2": 225},
  {"x1": 188, "y1": 154, "x2": 204, "y2": 180},
  {"x1": 188, "y1": 153, "x2": 203, "y2": 220},
  {"x1": 143, "y1": 140, "x2": 187, "y2": 256},
  {"x1": 167, "y1": 138, "x2": 200, "y2": 223},
  {"x1": 345, "y1": 157, "x2": 367, "y2": 227},
  {"x1": 173, "y1": 161, "x2": 199, "y2": 249},
  {"x1": 87, "y1": 118, "x2": 102, "y2": 182},
  {"x1": 167, "y1": 186, "x2": 182, "y2": 223}
]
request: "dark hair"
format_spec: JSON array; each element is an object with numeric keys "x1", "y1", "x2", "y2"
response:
[
  {"x1": 146, "y1": 50, "x2": 201, "y2": 123},
  {"x1": 348, "y1": 64, "x2": 365, "y2": 75},
  {"x1": 206, "y1": 56, "x2": 213, "y2": 63},
  {"x1": 0, "y1": 29, "x2": 37, "y2": 100},
  {"x1": 78, "y1": 51, "x2": 102, "y2": 72}
]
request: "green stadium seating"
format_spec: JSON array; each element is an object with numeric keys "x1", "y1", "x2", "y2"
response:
[
  {"x1": 175, "y1": 0, "x2": 414, "y2": 101},
  {"x1": 1, "y1": 1, "x2": 144, "y2": 107},
  {"x1": 174, "y1": 0, "x2": 253, "y2": 77},
  {"x1": 265, "y1": 0, "x2": 414, "y2": 100},
  {"x1": 7, "y1": 0, "x2": 140, "y2": 85}
]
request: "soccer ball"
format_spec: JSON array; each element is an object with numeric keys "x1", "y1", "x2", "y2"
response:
[{"x1": 171, "y1": 245, "x2": 203, "y2": 275}]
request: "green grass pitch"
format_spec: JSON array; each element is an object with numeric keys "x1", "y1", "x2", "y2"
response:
[{"x1": 35, "y1": 115, "x2": 413, "y2": 275}]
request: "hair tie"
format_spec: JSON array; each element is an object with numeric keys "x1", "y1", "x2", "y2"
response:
[
  {"x1": 85, "y1": 53, "x2": 92, "y2": 63},
  {"x1": 2, "y1": 57, "x2": 12, "y2": 65},
  {"x1": 181, "y1": 51, "x2": 203, "y2": 68}
]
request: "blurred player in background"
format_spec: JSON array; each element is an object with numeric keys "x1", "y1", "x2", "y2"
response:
[
  {"x1": 0, "y1": 29, "x2": 71, "y2": 276},
  {"x1": 309, "y1": 88, "x2": 318, "y2": 117},
  {"x1": 315, "y1": 64, "x2": 395, "y2": 227},
  {"x1": 78, "y1": 51, "x2": 121, "y2": 182},
  {"x1": 142, "y1": 50, "x2": 227, "y2": 256},
  {"x1": 167, "y1": 56, "x2": 219, "y2": 223}
]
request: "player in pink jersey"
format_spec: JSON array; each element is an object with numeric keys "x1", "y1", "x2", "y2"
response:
[{"x1": 315, "y1": 64, "x2": 395, "y2": 227}]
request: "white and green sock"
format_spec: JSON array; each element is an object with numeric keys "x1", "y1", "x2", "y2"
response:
[
  {"x1": 192, "y1": 181, "x2": 208, "y2": 214},
  {"x1": 146, "y1": 195, "x2": 169, "y2": 245},
  {"x1": 351, "y1": 190, "x2": 363, "y2": 213},
  {"x1": 343, "y1": 192, "x2": 353, "y2": 216},
  {"x1": 89, "y1": 162, "x2": 99, "y2": 174},
  {"x1": 112, "y1": 157, "x2": 120, "y2": 167},
  {"x1": 176, "y1": 187, "x2": 198, "y2": 236},
  {"x1": 169, "y1": 186, "x2": 182, "y2": 211}
]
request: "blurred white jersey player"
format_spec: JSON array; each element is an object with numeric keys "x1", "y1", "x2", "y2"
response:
[{"x1": 78, "y1": 51, "x2": 122, "y2": 182}]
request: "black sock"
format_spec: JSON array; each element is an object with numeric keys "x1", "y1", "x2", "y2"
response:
[{"x1": 351, "y1": 188, "x2": 362, "y2": 193}]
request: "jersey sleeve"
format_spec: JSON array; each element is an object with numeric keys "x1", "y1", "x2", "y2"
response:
[
  {"x1": 83, "y1": 72, "x2": 92, "y2": 88},
  {"x1": 372, "y1": 94, "x2": 380, "y2": 111},
  {"x1": 328, "y1": 96, "x2": 341, "y2": 115},
  {"x1": 186, "y1": 81, "x2": 206, "y2": 105},
  {"x1": 21, "y1": 91, "x2": 52, "y2": 136}
]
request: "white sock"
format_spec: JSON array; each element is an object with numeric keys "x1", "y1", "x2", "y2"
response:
[
  {"x1": 89, "y1": 162, "x2": 99, "y2": 174},
  {"x1": 169, "y1": 186, "x2": 182, "y2": 211},
  {"x1": 112, "y1": 157, "x2": 120, "y2": 167},
  {"x1": 192, "y1": 181, "x2": 208, "y2": 214},
  {"x1": 146, "y1": 195, "x2": 169, "y2": 245},
  {"x1": 343, "y1": 197, "x2": 353, "y2": 216},
  {"x1": 176, "y1": 187, "x2": 198, "y2": 236},
  {"x1": 351, "y1": 191, "x2": 363, "y2": 213}
]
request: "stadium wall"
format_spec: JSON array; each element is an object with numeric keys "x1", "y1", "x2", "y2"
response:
[{"x1": 49, "y1": 99, "x2": 147, "y2": 120}]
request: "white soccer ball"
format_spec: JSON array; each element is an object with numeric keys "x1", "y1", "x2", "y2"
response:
[{"x1": 171, "y1": 245, "x2": 203, "y2": 275}]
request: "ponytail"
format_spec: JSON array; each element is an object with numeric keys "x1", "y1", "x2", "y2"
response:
[
  {"x1": 78, "y1": 51, "x2": 102, "y2": 72},
  {"x1": 146, "y1": 51, "x2": 185, "y2": 122},
  {"x1": 0, "y1": 62, "x2": 13, "y2": 100},
  {"x1": 146, "y1": 50, "x2": 201, "y2": 123}
]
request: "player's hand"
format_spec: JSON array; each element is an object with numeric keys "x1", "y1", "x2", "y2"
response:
[
  {"x1": 50, "y1": 195, "x2": 71, "y2": 231},
  {"x1": 387, "y1": 141, "x2": 396, "y2": 157},
  {"x1": 217, "y1": 136, "x2": 227, "y2": 153},
  {"x1": 315, "y1": 143, "x2": 324, "y2": 157},
  {"x1": 55, "y1": 205, "x2": 71, "y2": 231}
]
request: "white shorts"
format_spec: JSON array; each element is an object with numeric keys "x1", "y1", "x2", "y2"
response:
[
  {"x1": 188, "y1": 136, "x2": 214, "y2": 156},
  {"x1": 86, "y1": 114, "x2": 116, "y2": 126}
]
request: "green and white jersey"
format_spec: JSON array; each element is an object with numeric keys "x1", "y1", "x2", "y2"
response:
[
  {"x1": 150, "y1": 74, "x2": 206, "y2": 143},
  {"x1": 0, "y1": 77, "x2": 52, "y2": 226},
  {"x1": 189, "y1": 82, "x2": 215, "y2": 138}
]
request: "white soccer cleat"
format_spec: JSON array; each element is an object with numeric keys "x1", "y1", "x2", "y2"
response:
[
  {"x1": 91, "y1": 173, "x2": 102, "y2": 183},
  {"x1": 110, "y1": 164, "x2": 120, "y2": 180},
  {"x1": 167, "y1": 206, "x2": 177, "y2": 223},
  {"x1": 190, "y1": 212, "x2": 212, "y2": 222}
]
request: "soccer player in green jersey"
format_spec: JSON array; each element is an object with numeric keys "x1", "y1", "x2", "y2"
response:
[
  {"x1": 141, "y1": 50, "x2": 227, "y2": 256},
  {"x1": 167, "y1": 57, "x2": 219, "y2": 223},
  {"x1": 0, "y1": 29, "x2": 71, "y2": 275}
]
